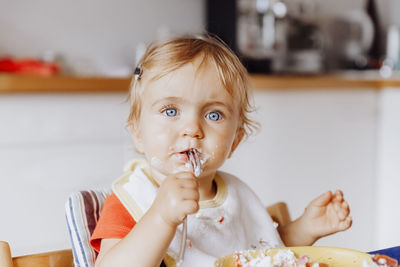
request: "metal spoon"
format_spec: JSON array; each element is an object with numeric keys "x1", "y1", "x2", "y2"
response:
[{"x1": 176, "y1": 148, "x2": 202, "y2": 265}]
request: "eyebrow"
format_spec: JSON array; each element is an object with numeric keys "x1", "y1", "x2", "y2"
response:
[
  {"x1": 203, "y1": 101, "x2": 234, "y2": 114},
  {"x1": 151, "y1": 97, "x2": 184, "y2": 108}
]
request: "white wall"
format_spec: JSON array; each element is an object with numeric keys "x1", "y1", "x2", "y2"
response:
[
  {"x1": 0, "y1": 93, "x2": 136, "y2": 255},
  {"x1": 375, "y1": 88, "x2": 400, "y2": 248}
]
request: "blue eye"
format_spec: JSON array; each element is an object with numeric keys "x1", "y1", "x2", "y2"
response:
[
  {"x1": 206, "y1": 111, "x2": 221, "y2": 121},
  {"x1": 164, "y1": 108, "x2": 177, "y2": 117}
]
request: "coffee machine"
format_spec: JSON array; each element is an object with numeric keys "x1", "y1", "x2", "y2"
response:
[
  {"x1": 206, "y1": 0, "x2": 377, "y2": 74},
  {"x1": 206, "y1": 0, "x2": 281, "y2": 73},
  {"x1": 206, "y1": 0, "x2": 324, "y2": 73}
]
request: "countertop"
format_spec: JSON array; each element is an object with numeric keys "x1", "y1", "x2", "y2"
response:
[{"x1": 1, "y1": 71, "x2": 400, "y2": 93}]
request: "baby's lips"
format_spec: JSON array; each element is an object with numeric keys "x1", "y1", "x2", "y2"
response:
[
  {"x1": 178, "y1": 148, "x2": 201, "y2": 159},
  {"x1": 176, "y1": 152, "x2": 190, "y2": 162}
]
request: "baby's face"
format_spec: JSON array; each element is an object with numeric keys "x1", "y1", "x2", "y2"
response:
[{"x1": 132, "y1": 58, "x2": 243, "y2": 181}]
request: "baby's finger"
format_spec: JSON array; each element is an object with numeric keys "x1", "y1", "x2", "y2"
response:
[
  {"x1": 341, "y1": 200, "x2": 349, "y2": 209},
  {"x1": 182, "y1": 199, "x2": 199, "y2": 215},
  {"x1": 181, "y1": 188, "x2": 200, "y2": 201},
  {"x1": 179, "y1": 177, "x2": 198, "y2": 189},
  {"x1": 310, "y1": 191, "x2": 332, "y2": 207},
  {"x1": 341, "y1": 201, "x2": 350, "y2": 214},
  {"x1": 337, "y1": 216, "x2": 352, "y2": 231},
  {"x1": 332, "y1": 202, "x2": 348, "y2": 220},
  {"x1": 175, "y1": 171, "x2": 196, "y2": 180},
  {"x1": 334, "y1": 190, "x2": 344, "y2": 202},
  {"x1": 337, "y1": 208, "x2": 348, "y2": 220},
  {"x1": 333, "y1": 201, "x2": 341, "y2": 213}
]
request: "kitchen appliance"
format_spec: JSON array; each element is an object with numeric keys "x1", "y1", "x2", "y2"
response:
[
  {"x1": 321, "y1": 9, "x2": 375, "y2": 70},
  {"x1": 206, "y1": 0, "x2": 323, "y2": 73},
  {"x1": 207, "y1": 0, "x2": 285, "y2": 73},
  {"x1": 206, "y1": 0, "x2": 378, "y2": 73}
]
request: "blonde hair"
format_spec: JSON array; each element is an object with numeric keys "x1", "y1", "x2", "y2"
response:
[{"x1": 127, "y1": 34, "x2": 258, "y2": 138}]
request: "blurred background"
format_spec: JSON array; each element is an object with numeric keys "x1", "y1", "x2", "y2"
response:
[{"x1": 1, "y1": 0, "x2": 400, "y2": 257}]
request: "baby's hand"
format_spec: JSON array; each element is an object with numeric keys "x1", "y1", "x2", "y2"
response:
[
  {"x1": 151, "y1": 172, "x2": 199, "y2": 227},
  {"x1": 301, "y1": 190, "x2": 352, "y2": 241}
]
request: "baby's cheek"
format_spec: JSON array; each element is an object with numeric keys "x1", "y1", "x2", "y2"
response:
[
  {"x1": 147, "y1": 127, "x2": 172, "y2": 145},
  {"x1": 211, "y1": 141, "x2": 232, "y2": 159},
  {"x1": 142, "y1": 129, "x2": 172, "y2": 156}
]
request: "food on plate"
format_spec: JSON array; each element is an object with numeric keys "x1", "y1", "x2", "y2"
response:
[
  {"x1": 363, "y1": 254, "x2": 398, "y2": 267},
  {"x1": 215, "y1": 247, "x2": 399, "y2": 267},
  {"x1": 232, "y1": 248, "x2": 319, "y2": 267}
]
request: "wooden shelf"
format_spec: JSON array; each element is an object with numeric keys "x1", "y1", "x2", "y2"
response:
[
  {"x1": 0, "y1": 74, "x2": 131, "y2": 93},
  {"x1": 1, "y1": 73, "x2": 400, "y2": 93},
  {"x1": 250, "y1": 74, "x2": 400, "y2": 90}
]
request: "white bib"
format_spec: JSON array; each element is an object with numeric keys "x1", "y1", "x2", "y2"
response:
[{"x1": 112, "y1": 159, "x2": 283, "y2": 267}]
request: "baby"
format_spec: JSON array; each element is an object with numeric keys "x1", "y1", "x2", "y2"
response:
[{"x1": 90, "y1": 34, "x2": 352, "y2": 267}]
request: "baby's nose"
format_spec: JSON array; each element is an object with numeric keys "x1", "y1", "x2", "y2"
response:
[{"x1": 181, "y1": 119, "x2": 204, "y2": 139}]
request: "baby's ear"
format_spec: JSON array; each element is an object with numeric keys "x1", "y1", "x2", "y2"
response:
[
  {"x1": 130, "y1": 124, "x2": 144, "y2": 154},
  {"x1": 228, "y1": 127, "x2": 245, "y2": 158}
]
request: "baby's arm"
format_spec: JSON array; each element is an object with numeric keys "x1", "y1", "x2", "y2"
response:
[
  {"x1": 278, "y1": 190, "x2": 352, "y2": 246},
  {"x1": 95, "y1": 172, "x2": 199, "y2": 267}
]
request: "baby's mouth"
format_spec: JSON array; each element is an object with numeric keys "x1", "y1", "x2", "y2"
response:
[
  {"x1": 177, "y1": 150, "x2": 189, "y2": 161},
  {"x1": 185, "y1": 148, "x2": 202, "y2": 177},
  {"x1": 178, "y1": 148, "x2": 199, "y2": 161}
]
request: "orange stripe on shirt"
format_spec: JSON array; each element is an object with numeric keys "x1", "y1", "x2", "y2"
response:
[{"x1": 90, "y1": 193, "x2": 136, "y2": 252}]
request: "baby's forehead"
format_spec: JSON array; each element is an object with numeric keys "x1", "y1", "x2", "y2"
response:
[
  {"x1": 145, "y1": 58, "x2": 236, "y2": 96},
  {"x1": 147, "y1": 66, "x2": 230, "y2": 96},
  {"x1": 147, "y1": 56, "x2": 214, "y2": 78}
]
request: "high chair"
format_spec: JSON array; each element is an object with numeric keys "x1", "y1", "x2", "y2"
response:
[
  {"x1": 0, "y1": 241, "x2": 73, "y2": 267},
  {"x1": 65, "y1": 190, "x2": 291, "y2": 267},
  {"x1": 266, "y1": 201, "x2": 291, "y2": 227},
  {"x1": 65, "y1": 189, "x2": 110, "y2": 267}
]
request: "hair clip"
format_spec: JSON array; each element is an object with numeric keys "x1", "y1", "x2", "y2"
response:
[{"x1": 134, "y1": 66, "x2": 143, "y2": 81}]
